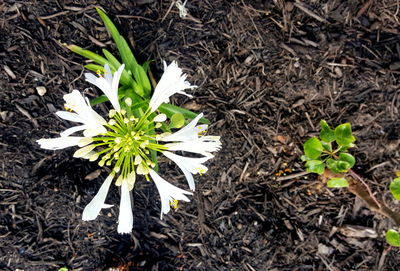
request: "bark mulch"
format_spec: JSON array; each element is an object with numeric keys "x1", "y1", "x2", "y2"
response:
[{"x1": 1, "y1": 0, "x2": 400, "y2": 270}]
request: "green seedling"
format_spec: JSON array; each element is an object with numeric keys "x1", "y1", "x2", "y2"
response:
[{"x1": 302, "y1": 120, "x2": 400, "y2": 247}]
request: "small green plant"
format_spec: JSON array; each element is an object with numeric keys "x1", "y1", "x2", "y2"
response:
[
  {"x1": 302, "y1": 120, "x2": 400, "y2": 247},
  {"x1": 302, "y1": 120, "x2": 355, "y2": 188}
]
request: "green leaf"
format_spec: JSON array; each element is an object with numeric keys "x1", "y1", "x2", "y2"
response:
[
  {"x1": 327, "y1": 178, "x2": 349, "y2": 188},
  {"x1": 96, "y1": 8, "x2": 140, "y2": 78},
  {"x1": 326, "y1": 158, "x2": 350, "y2": 173},
  {"x1": 142, "y1": 60, "x2": 153, "y2": 73},
  {"x1": 158, "y1": 103, "x2": 210, "y2": 124},
  {"x1": 320, "y1": 120, "x2": 335, "y2": 143},
  {"x1": 390, "y1": 177, "x2": 400, "y2": 200},
  {"x1": 386, "y1": 229, "x2": 400, "y2": 247},
  {"x1": 169, "y1": 113, "x2": 185, "y2": 129},
  {"x1": 305, "y1": 160, "x2": 325, "y2": 175},
  {"x1": 300, "y1": 155, "x2": 310, "y2": 162},
  {"x1": 67, "y1": 44, "x2": 108, "y2": 65},
  {"x1": 102, "y1": 48, "x2": 121, "y2": 68},
  {"x1": 335, "y1": 123, "x2": 356, "y2": 146},
  {"x1": 303, "y1": 137, "x2": 323, "y2": 159},
  {"x1": 338, "y1": 153, "x2": 355, "y2": 169},
  {"x1": 321, "y1": 141, "x2": 332, "y2": 152},
  {"x1": 90, "y1": 94, "x2": 109, "y2": 106},
  {"x1": 134, "y1": 65, "x2": 151, "y2": 97},
  {"x1": 84, "y1": 64, "x2": 105, "y2": 73}
]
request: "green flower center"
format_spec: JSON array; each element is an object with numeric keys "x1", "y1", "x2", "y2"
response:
[{"x1": 89, "y1": 110, "x2": 167, "y2": 183}]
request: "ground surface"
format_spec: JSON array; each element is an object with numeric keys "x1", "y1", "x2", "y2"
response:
[{"x1": 1, "y1": 0, "x2": 400, "y2": 270}]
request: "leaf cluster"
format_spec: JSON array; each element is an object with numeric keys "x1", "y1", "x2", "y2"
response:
[
  {"x1": 67, "y1": 8, "x2": 209, "y2": 126},
  {"x1": 386, "y1": 177, "x2": 400, "y2": 247},
  {"x1": 301, "y1": 120, "x2": 356, "y2": 188}
]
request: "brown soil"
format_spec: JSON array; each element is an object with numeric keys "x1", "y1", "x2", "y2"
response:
[{"x1": 1, "y1": 0, "x2": 400, "y2": 270}]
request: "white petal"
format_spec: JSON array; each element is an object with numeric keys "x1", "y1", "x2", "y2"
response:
[
  {"x1": 84, "y1": 73, "x2": 99, "y2": 86},
  {"x1": 60, "y1": 125, "x2": 87, "y2": 137},
  {"x1": 163, "y1": 151, "x2": 209, "y2": 190},
  {"x1": 82, "y1": 174, "x2": 114, "y2": 221},
  {"x1": 164, "y1": 139, "x2": 221, "y2": 157},
  {"x1": 37, "y1": 136, "x2": 84, "y2": 150},
  {"x1": 110, "y1": 64, "x2": 125, "y2": 111},
  {"x1": 104, "y1": 64, "x2": 113, "y2": 85},
  {"x1": 149, "y1": 169, "x2": 192, "y2": 219},
  {"x1": 85, "y1": 64, "x2": 124, "y2": 112},
  {"x1": 153, "y1": 114, "x2": 167, "y2": 122},
  {"x1": 73, "y1": 144, "x2": 97, "y2": 158},
  {"x1": 83, "y1": 125, "x2": 107, "y2": 137},
  {"x1": 161, "y1": 113, "x2": 204, "y2": 142},
  {"x1": 62, "y1": 90, "x2": 107, "y2": 132},
  {"x1": 117, "y1": 180, "x2": 133, "y2": 234},
  {"x1": 56, "y1": 111, "x2": 83, "y2": 123},
  {"x1": 149, "y1": 61, "x2": 196, "y2": 112}
]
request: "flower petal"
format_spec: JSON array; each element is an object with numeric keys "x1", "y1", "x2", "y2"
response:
[
  {"x1": 60, "y1": 124, "x2": 87, "y2": 137},
  {"x1": 149, "y1": 169, "x2": 192, "y2": 219},
  {"x1": 82, "y1": 174, "x2": 114, "y2": 221},
  {"x1": 163, "y1": 151, "x2": 210, "y2": 190},
  {"x1": 164, "y1": 138, "x2": 221, "y2": 157},
  {"x1": 160, "y1": 113, "x2": 204, "y2": 142},
  {"x1": 117, "y1": 180, "x2": 133, "y2": 234},
  {"x1": 149, "y1": 61, "x2": 196, "y2": 112},
  {"x1": 36, "y1": 136, "x2": 85, "y2": 150},
  {"x1": 56, "y1": 111, "x2": 83, "y2": 123}
]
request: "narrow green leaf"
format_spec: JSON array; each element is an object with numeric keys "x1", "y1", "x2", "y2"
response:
[
  {"x1": 96, "y1": 8, "x2": 138, "y2": 70},
  {"x1": 339, "y1": 153, "x2": 355, "y2": 169},
  {"x1": 84, "y1": 64, "x2": 105, "y2": 73},
  {"x1": 67, "y1": 44, "x2": 107, "y2": 65},
  {"x1": 327, "y1": 178, "x2": 349, "y2": 188},
  {"x1": 90, "y1": 94, "x2": 109, "y2": 106},
  {"x1": 305, "y1": 160, "x2": 325, "y2": 175},
  {"x1": 335, "y1": 123, "x2": 356, "y2": 146},
  {"x1": 390, "y1": 177, "x2": 400, "y2": 200},
  {"x1": 158, "y1": 103, "x2": 210, "y2": 124},
  {"x1": 303, "y1": 137, "x2": 323, "y2": 159},
  {"x1": 132, "y1": 80, "x2": 145, "y2": 97},
  {"x1": 320, "y1": 120, "x2": 335, "y2": 143},
  {"x1": 102, "y1": 49, "x2": 121, "y2": 68},
  {"x1": 142, "y1": 60, "x2": 153, "y2": 73},
  {"x1": 386, "y1": 229, "x2": 400, "y2": 247},
  {"x1": 169, "y1": 113, "x2": 185, "y2": 129},
  {"x1": 134, "y1": 65, "x2": 151, "y2": 97}
]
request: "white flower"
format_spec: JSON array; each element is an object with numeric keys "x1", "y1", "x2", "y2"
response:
[
  {"x1": 164, "y1": 137, "x2": 221, "y2": 157},
  {"x1": 149, "y1": 61, "x2": 196, "y2": 112},
  {"x1": 160, "y1": 113, "x2": 207, "y2": 142},
  {"x1": 117, "y1": 180, "x2": 133, "y2": 234},
  {"x1": 85, "y1": 64, "x2": 125, "y2": 112},
  {"x1": 82, "y1": 174, "x2": 114, "y2": 221},
  {"x1": 36, "y1": 136, "x2": 89, "y2": 150},
  {"x1": 56, "y1": 89, "x2": 107, "y2": 137},
  {"x1": 149, "y1": 169, "x2": 192, "y2": 219},
  {"x1": 163, "y1": 151, "x2": 210, "y2": 190}
]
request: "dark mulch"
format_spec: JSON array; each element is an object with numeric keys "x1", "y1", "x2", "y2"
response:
[{"x1": 1, "y1": 0, "x2": 400, "y2": 270}]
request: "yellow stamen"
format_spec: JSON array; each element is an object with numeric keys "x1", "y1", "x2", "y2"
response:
[
  {"x1": 170, "y1": 199, "x2": 179, "y2": 209},
  {"x1": 64, "y1": 106, "x2": 73, "y2": 112}
]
